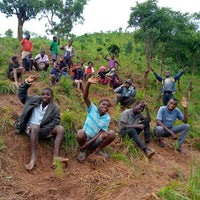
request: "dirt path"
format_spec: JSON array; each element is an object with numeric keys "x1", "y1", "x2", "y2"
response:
[{"x1": 0, "y1": 82, "x2": 200, "y2": 200}]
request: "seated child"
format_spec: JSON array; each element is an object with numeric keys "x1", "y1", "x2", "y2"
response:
[
  {"x1": 50, "y1": 61, "x2": 67, "y2": 86},
  {"x1": 24, "y1": 52, "x2": 36, "y2": 71},
  {"x1": 83, "y1": 61, "x2": 95, "y2": 80},
  {"x1": 111, "y1": 70, "x2": 123, "y2": 89},
  {"x1": 34, "y1": 50, "x2": 49, "y2": 71},
  {"x1": 72, "y1": 62, "x2": 84, "y2": 90},
  {"x1": 98, "y1": 66, "x2": 111, "y2": 86},
  {"x1": 8, "y1": 56, "x2": 24, "y2": 88},
  {"x1": 59, "y1": 55, "x2": 69, "y2": 73}
]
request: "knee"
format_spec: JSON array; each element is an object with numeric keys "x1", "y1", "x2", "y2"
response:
[
  {"x1": 102, "y1": 130, "x2": 116, "y2": 141},
  {"x1": 184, "y1": 123, "x2": 190, "y2": 130},
  {"x1": 154, "y1": 126, "x2": 163, "y2": 135},
  {"x1": 56, "y1": 125, "x2": 65, "y2": 135},
  {"x1": 76, "y1": 130, "x2": 87, "y2": 141},
  {"x1": 107, "y1": 130, "x2": 116, "y2": 140},
  {"x1": 30, "y1": 125, "x2": 40, "y2": 134}
]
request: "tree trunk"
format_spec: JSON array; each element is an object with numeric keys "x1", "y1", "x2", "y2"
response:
[
  {"x1": 188, "y1": 63, "x2": 195, "y2": 100},
  {"x1": 144, "y1": 40, "x2": 151, "y2": 89},
  {"x1": 18, "y1": 17, "x2": 24, "y2": 41}
]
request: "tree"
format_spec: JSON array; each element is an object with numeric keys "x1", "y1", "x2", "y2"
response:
[
  {"x1": 0, "y1": 0, "x2": 42, "y2": 40},
  {"x1": 5, "y1": 29, "x2": 13, "y2": 37},
  {"x1": 41, "y1": 0, "x2": 88, "y2": 39}
]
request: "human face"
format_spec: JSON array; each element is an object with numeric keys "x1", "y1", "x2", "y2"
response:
[
  {"x1": 55, "y1": 65, "x2": 60, "y2": 72},
  {"x1": 60, "y1": 56, "x2": 64, "y2": 62},
  {"x1": 98, "y1": 101, "x2": 110, "y2": 116},
  {"x1": 14, "y1": 57, "x2": 19, "y2": 64},
  {"x1": 69, "y1": 40, "x2": 73, "y2": 46},
  {"x1": 167, "y1": 99, "x2": 177, "y2": 111},
  {"x1": 133, "y1": 103, "x2": 144, "y2": 114},
  {"x1": 53, "y1": 37, "x2": 57, "y2": 42},
  {"x1": 125, "y1": 82, "x2": 130, "y2": 88},
  {"x1": 25, "y1": 34, "x2": 30, "y2": 40},
  {"x1": 40, "y1": 50, "x2": 45, "y2": 57},
  {"x1": 165, "y1": 71, "x2": 170, "y2": 77},
  {"x1": 41, "y1": 90, "x2": 52, "y2": 105},
  {"x1": 111, "y1": 54, "x2": 114, "y2": 59}
]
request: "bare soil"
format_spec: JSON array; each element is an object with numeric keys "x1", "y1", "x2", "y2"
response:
[{"x1": 0, "y1": 80, "x2": 200, "y2": 200}]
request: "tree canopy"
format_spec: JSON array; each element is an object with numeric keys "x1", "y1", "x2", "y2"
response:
[{"x1": 0, "y1": 0, "x2": 42, "y2": 40}]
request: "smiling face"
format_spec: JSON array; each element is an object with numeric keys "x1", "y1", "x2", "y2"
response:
[
  {"x1": 98, "y1": 100, "x2": 110, "y2": 116},
  {"x1": 41, "y1": 89, "x2": 53, "y2": 105},
  {"x1": 167, "y1": 99, "x2": 178, "y2": 111},
  {"x1": 165, "y1": 71, "x2": 170, "y2": 77}
]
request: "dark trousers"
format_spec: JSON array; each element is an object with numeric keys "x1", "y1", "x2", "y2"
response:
[
  {"x1": 162, "y1": 92, "x2": 173, "y2": 106},
  {"x1": 120, "y1": 121, "x2": 151, "y2": 150}
]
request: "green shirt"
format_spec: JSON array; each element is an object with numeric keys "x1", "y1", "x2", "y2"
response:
[{"x1": 50, "y1": 41, "x2": 58, "y2": 54}]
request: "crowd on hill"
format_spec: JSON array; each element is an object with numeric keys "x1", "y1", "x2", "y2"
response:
[{"x1": 8, "y1": 33, "x2": 190, "y2": 170}]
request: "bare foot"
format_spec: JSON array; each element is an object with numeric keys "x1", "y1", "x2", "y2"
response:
[{"x1": 25, "y1": 159, "x2": 36, "y2": 171}]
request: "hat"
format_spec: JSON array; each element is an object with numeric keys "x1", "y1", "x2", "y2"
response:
[{"x1": 125, "y1": 79, "x2": 132, "y2": 84}]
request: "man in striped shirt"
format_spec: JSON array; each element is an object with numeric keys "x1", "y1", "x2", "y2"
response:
[{"x1": 76, "y1": 76, "x2": 115, "y2": 162}]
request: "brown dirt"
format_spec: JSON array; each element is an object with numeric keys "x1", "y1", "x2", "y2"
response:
[{"x1": 0, "y1": 80, "x2": 200, "y2": 200}]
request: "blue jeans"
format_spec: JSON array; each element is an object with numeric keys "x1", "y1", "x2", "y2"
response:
[{"x1": 153, "y1": 124, "x2": 190, "y2": 147}]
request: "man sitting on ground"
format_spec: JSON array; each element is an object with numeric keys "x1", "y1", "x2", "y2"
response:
[
  {"x1": 153, "y1": 97, "x2": 189, "y2": 153},
  {"x1": 34, "y1": 50, "x2": 49, "y2": 71},
  {"x1": 114, "y1": 79, "x2": 137, "y2": 107},
  {"x1": 8, "y1": 56, "x2": 24, "y2": 88},
  {"x1": 50, "y1": 61, "x2": 67, "y2": 86},
  {"x1": 118, "y1": 100, "x2": 155, "y2": 158},
  {"x1": 76, "y1": 76, "x2": 115, "y2": 162},
  {"x1": 15, "y1": 75, "x2": 69, "y2": 170}
]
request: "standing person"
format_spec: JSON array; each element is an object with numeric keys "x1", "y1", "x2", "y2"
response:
[
  {"x1": 15, "y1": 75, "x2": 69, "y2": 170},
  {"x1": 60, "y1": 39, "x2": 74, "y2": 69},
  {"x1": 50, "y1": 36, "x2": 60, "y2": 66},
  {"x1": 34, "y1": 50, "x2": 49, "y2": 71},
  {"x1": 104, "y1": 53, "x2": 120, "y2": 69},
  {"x1": 8, "y1": 56, "x2": 24, "y2": 88},
  {"x1": 20, "y1": 33, "x2": 33, "y2": 71},
  {"x1": 76, "y1": 76, "x2": 115, "y2": 162},
  {"x1": 153, "y1": 97, "x2": 190, "y2": 153},
  {"x1": 150, "y1": 67, "x2": 188, "y2": 105},
  {"x1": 118, "y1": 100, "x2": 155, "y2": 158},
  {"x1": 114, "y1": 79, "x2": 137, "y2": 107}
]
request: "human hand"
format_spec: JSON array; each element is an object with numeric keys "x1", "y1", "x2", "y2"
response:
[
  {"x1": 150, "y1": 67, "x2": 154, "y2": 72},
  {"x1": 181, "y1": 96, "x2": 187, "y2": 108},
  {"x1": 171, "y1": 133, "x2": 177, "y2": 140},
  {"x1": 141, "y1": 100, "x2": 147, "y2": 109},
  {"x1": 136, "y1": 124, "x2": 145, "y2": 129},
  {"x1": 183, "y1": 67, "x2": 188, "y2": 72},
  {"x1": 27, "y1": 75, "x2": 38, "y2": 83},
  {"x1": 88, "y1": 76, "x2": 101, "y2": 84}
]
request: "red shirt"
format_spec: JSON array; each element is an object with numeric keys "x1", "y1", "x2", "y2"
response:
[
  {"x1": 71, "y1": 63, "x2": 75, "y2": 76},
  {"x1": 20, "y1": 39, "x2": 33, "y2": 52}
]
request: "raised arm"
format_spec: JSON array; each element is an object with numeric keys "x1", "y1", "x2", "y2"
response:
[
  {"x1": 181, "y1": 97, "x2": 188, "y2": 123},
  {"x1": 83, "y1": 76, "x2": 101, "y2": 107},
  {"x1": 104, "y1": 53, "x2": 109, "y2": 61}
]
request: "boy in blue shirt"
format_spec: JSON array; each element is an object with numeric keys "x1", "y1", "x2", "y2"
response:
[{"x1": 76, "y1": 76, "x2": 115, "y2": 162}]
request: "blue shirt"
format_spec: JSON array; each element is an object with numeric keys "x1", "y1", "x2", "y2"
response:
[
  {"x1": 50, "y1": 67, "x2": 67, "y2": 80},
  {"x1": 114, "y1": 85, "x2": 137, "y2": 98},
  {"x1": 27, "y1": 103, "x2": 48, "y2": 125},
  {"x1": 83, "y1": 103, "x2": 110, "y2": 138},
  {"x1": 156, "y1": 106, "x2": 184, "y2": 129}
]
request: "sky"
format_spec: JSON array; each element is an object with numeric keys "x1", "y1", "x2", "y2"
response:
[{"x1": 0, "y1": 0, "x2": 200, "y2": 38}]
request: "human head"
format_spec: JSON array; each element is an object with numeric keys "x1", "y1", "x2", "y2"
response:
[
  {"x1": 125, "y1": 79, "x2": 132, "y2": 88},
  {"x1": 40, "y1": 49, "x2": 45, "y2": 56},
  {"x1": 133, "y1": 101, "x2": 145, "y2": 114},
  {"x1": 98, "y1": 66, "x2": 106, "y2": 73},
  {"x1": 12, "y1": 56, "x2": 18, "y2": 63},
  {"x1": 68, "y1": 39, "x2": 73, "y2": 46},
  {"x1": 60, "y1": 55, "x2": 65, "y2": 62},
  {"x1": 111, "y1": 54, "x2": 114, "y2": 60},
  {"x1": 88, "y1": 61, "x2": 93, "y2": 67},
  {"x1": 53, "y1": 36, "x2": 57, "y2": 42},
  {"x1": 25, "y1": 33, "x2": 30, "y2": 40},
  {"x1": 164, "y1": 71, "x2": 170, "y2": 78},
  {"x1": 167, "y1": 97, "x2": 178, "y2": 111},
  {"x1": 41, "y1": 88, "x2": 53, "y2": 104},
  {"x1": 77, "y1": 62, "x2": 82, "y2": 69},
  {"x1": 98, "y1": 99, "x2": 111, "y2": 116},
  {"x1": 28, "y1": 52, "x2": 32, "y2": 58}
]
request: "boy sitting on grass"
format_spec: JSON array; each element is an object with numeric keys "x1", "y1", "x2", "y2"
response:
[
  {"x1": 76, "y1": 76, "x2": 115, "y2": 162},
  {"x1": 15, "y1": 75, "x2": 69, "y2": 170},
  {"x1": 50, "y1": 61, "x2": 67, "y2": 86}
]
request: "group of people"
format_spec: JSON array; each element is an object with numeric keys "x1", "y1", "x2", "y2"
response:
[{"x1": 7, "y1": 34, "x2": 190, "y2": 170}]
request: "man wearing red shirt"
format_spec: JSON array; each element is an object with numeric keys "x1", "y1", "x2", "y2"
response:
[{"x1": 20, "y1": 34, "x2": 33, "y2": 71}]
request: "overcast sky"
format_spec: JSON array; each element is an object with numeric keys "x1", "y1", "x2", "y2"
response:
[{"x1": 0, "y1": 0, "x2": 200, "y2": 38}]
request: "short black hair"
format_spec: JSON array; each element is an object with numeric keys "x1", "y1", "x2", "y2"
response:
[
  {"x1": 99, "y1": 99, "x2": 111, "y2": 107},
  {"x1": 12, "y1": 56, "x2": 17, "y2": 61},
  {"x1": 42, "y1": 88, "x2": 53, "y2": 97},
  {"x1": 53, "y1": 36, "x2": 57, "y2": 40},
  {"x1": 169, "y1": 97, "x2": 178, "y2": 103},
  {"x1": 88, "y1": 61, "x2": 93, "y2": 65}
]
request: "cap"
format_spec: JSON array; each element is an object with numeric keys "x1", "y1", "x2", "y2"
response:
[{"x1": 125, "y1": 79, "x2": 132, "y2": 84}]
